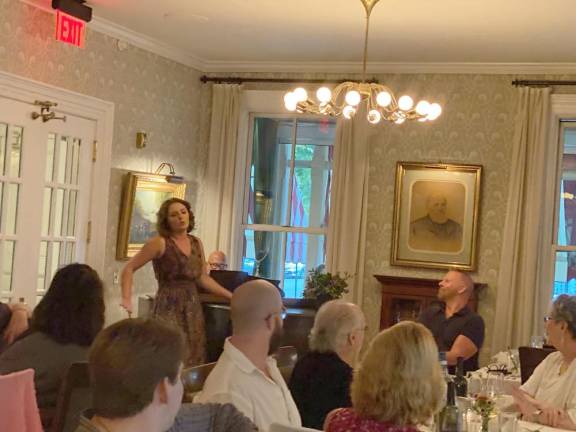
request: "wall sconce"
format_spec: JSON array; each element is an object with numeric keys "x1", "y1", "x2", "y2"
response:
[{"x1": 136, "y1": 132, "x2": 147, "y2": 149}]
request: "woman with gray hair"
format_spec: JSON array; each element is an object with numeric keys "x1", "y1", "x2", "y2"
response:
[
  {"x1": 512, "y1": 294, "x2": 576, "y2": 429},
  {"x1": 288, "y1": 300, "x2": 366, "y2": 429}
]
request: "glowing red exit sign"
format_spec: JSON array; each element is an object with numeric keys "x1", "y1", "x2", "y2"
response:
[{"x1": 55, "y1": 10, "x2": 85, "y2": 48}]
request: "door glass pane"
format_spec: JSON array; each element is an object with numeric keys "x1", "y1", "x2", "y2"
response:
[
  {"x1": 56, "y1": 136, "x2": 68, "y2": 183},
  {"x1": 37, "y1": 241, "x2": 48, "y2": 292},
  {"x1": 50, "y1": 242, "x2": 61, "y2": 280},
  {"x1": 41, "y1": 187, "x2": 52, "y2": 236},
  {"x1": 61, "y1": 189, "x2": 70, "y2": 236},
  {"x1": 283, "y1": 233, "x2": 326, "y2": 298},
  {"x1": 63, "y1": 241, "x2": 75, "y2": 264},
  {"x1": 45, "y1": 133, "x2": 56, "y2": 182},
  {"x1": 0, "y1": 123, "x2": 6, "y2": 175},
  {"x1": 241, "y1": 229, "x2": 284, "y2": 282},
  {"x1": 6, "y1": 183, "x2": 19, "y2": 235},
  {"x1": 553, "y1": 251, "x2": 576, "y2": 298},
  {"x1": 68, "y1": 190, "x2": 77, "y2": 236},
  {"x1": 71, "y1": 138, "x2": 81, "y2": 185},
  {"x1": 9, "y1": 126, "x2": 22, "y2": 177},
  {"x1": 1, "y1": 240, "x2": 15, "y2": 291},
  {"x1": 248, "y1": 118, "x2": 293, "y2": 226},
  {"x1": 54, "y1": 188, "x2": 64, "y2": 236}
]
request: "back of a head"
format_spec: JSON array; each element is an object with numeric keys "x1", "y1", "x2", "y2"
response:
[
  {"x1": 89, "y1": 318, "x2": 185, "y2": 419},
  {"x1": 552, "y1": 294, "x2": 576, "y2": 339},
  {"x1": 231, "y1": 280, "x2": 282, "y2": 334},
  {"x1": 32, "y1": 263, "x2": 105, "y2": 346},
  {"x1": 453, "y1": 269, "x2": 474, "y2": 299},
  {"x1": 309, "y1": 300, "x2": 364, "y2": 353},
  {"x1": 351, "y1": 321, "x2": 444, "y2": 426}
]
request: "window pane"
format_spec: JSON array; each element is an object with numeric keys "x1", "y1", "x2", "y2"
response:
[
  {"x1": 54, "y1": 188, "x2": 64, "y2": 236},
  {"x1": 553, "y1": 251, "x2": 576, "y2": 298},
  {"x1": 71, "y1": 138, "x2": 81, "y2": 185},
  {"x1": 50, "y1": 242, "x2": 61, "y2": 280},
  {"x1": 45, "y1": 133, "x2": 56, "y2": 182},
  {"x1": 241, "y1": 229, "x2": 284, "y2": 282},
  {"x1": 0, "y1": 123, "x2": 6, "y2": 175},
  {"x1": 9, "y1": 126, "x2": 22, "y2": 177},
  {"x1": 248, "y1": 118, "x2": 293, "y2": 226},
  {"x1": 283, "y1": 233, "x2": 326, "y2": 298},
  {"x1": 1, "y1": 240, "x2": 15, "y2": 292},
  {"x1": 558, "y1": 126, "x2": 576, "y2": 246},
  {"x1": 68, "y1": 190, "x2": 77, "y2": 236},
  {"x1": 5, "y1": 183, "x2": 19, "y2": 235}
]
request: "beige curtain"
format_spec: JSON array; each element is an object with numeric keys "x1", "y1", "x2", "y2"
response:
[
  {"x1": 202, "y1": 84, "x2": 242, "y2": 255},
  {"x1": 326, "y1": 115, "x2": 371, "y2": 306},
  {"x1": 491, "y1": 87, "x2": 553, "y2": 354}
]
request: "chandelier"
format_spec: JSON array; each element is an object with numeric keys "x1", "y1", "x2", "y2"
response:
[{"x1": 283, "y1": 0, "x2": 442, "y2": 124}]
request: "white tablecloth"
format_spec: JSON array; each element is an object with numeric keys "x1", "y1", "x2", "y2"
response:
[{"x1": 519, "y1": 420, "x2": 574, "y2": 431}]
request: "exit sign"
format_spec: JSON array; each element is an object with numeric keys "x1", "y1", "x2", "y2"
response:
[{"x1": 55, "y1": 10, "x2": 85, "y2": 48}]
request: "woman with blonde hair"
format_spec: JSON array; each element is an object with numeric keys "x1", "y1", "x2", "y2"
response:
[{"x1": 324, "y1": 321, "x2": 445, "y2": 432}]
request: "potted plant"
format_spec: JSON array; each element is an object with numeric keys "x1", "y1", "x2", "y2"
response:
[{"x1": 303, "y1": 265, "x2": 351, "y2": 308}]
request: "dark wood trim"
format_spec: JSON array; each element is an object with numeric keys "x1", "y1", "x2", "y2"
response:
[{"x1": 512, "y1": 79, "x2": 576, "y2": 87}]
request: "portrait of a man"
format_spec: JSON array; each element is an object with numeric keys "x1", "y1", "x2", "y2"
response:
[{"x1": 408, "y1": 182, "x2": 465, "y2": 253}]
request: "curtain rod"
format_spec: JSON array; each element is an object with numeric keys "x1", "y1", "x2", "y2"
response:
[
  {"x1": 512, "y1": 79, "x2": 576, "y2": 87},
  {"x1": 200, "y1": 75, "x2": 379, "y2": 84}
]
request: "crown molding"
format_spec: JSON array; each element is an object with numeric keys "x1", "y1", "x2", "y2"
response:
[{"x1": 17, "y1": 0, "x2": 576, "y2": 75}]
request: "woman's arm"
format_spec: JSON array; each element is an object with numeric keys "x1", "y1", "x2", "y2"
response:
[
  {"x1": 3, "y1": 303, "x2": 30, "y2": 344},
  {"x1": 120, "y1": 236, "x2": 165, "y2": 314},
  {"x1": 512, "y1": 386, "x2": 576, "y2": 429},
  {"x1": 195, "y1": 238, "x2": 232, "y2": 300}
]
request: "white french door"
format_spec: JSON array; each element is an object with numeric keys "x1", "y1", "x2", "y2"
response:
[{"x1": 0, "y1": 96, "x2": 95, "y2": 306}]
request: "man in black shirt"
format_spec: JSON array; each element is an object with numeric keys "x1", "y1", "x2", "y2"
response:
[{"x1": 419, "y1": 270, "x2": 484, "y2": 373}]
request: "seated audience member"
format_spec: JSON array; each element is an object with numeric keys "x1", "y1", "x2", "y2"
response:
[
  {"x1": 0, "y1": 301, "x2": 30, "y2": 354},
  {"x1": 168, "y1": 403, "x2": 257, "y2": 432},
  {"x1": 511, "y1": 294, "x2": 576, "y2": 430},
  {"x1": 418, "y1": 269, "x2": 484, "y2": 373},
  {"x1": 207, "y1": 250, "x2": 228, "y2": 272},
  {"x1": 0, "y1": 263, "x2": 104, "y2": 409},
  {"x1": 289, "y1": 300, "x2": 366, "y2": 429},
  {"x1": 76, "y1": 318, "x2": 185, "y2": 432},
  {"x1": 195, "y1": 280, "x2": 301, "y2": 431},
  {"x1": 324, "y1": 321, "x2": 444, "y2": 432}
]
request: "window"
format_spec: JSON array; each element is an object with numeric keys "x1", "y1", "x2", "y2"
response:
[
  {"x1": 240, "y1": 116, "x2": 336, "y2": 298},
  {"x1": 553, "y1": 122, "x2": 576, "y2": 298}
]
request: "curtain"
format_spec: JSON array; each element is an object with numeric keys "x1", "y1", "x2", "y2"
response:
[
  {"x1": 491, "y1": 87, "x2": 553, "y2": 354},
  {"x1": 201, "y1": 84, "x2": 242, "y2": 256},
  {"x1": 325, "y1": 114, "x2": 371, "y2": 306}
]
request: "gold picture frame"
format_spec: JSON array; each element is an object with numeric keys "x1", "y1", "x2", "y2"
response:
[
  {"x1": 391, "y1": 162, "x2": 482, "y2": 270},
  {"x1": 116, "y1": 172, "x2": 186, "y2": 260}
]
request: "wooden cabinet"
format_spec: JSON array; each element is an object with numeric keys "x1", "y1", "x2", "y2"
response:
[{"x1": 374, "y1": 275, "x2": 485, "y2": 330}]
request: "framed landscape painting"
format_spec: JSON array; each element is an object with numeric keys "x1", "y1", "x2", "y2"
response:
[
  {"x1": 390, "y1": 162, "x2": 482, "y2": 270},
  {"x1": 116, "y1": 171, "x2": 186, "y2": 260}
]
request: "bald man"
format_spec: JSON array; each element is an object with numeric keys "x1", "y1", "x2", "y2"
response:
[
  {"x1": 194, "y1": 280, "x2": 301, "y2": 432},
  {"x1": 418, "y1": 270, "x2": 485, "y2": 373},
  {"x1": 207, "y1": 250, "x2": 228, "y2": 272}
]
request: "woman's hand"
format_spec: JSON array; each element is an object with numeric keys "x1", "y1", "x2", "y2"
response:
[
  {"x1": 3, "y1": 305, "x2": 29, "y2": 344},
  {"x1": 539, "y1": 407, "x2": 565, "y2": 428},
  {"x1": 120, "y1": 297, "x2": 133, "y2": 316}
]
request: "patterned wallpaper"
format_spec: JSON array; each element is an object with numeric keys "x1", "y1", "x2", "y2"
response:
[{"x1": 0, "y1": 0, "x2": 211, "y2": 323}]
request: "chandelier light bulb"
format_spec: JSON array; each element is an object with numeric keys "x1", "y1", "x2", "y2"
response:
[
  {"x1": 367, "y1": 109, "x2": 381, "y2": 124},
  {"x1": 343, "y1": 105, "x2": 356, "y2": 119},
  {"x1": 293, "y1": 87, "x2": 308, "y2": 103},
  {"x1": 284, "y1": 92, "x2": 298, "y2": 111},
  {"x1": 398, "y1": 95, "x2": 414, "y2": 111},
  {"x1": 376, "y1": 91, "x2": 392, "y2": 107},
  {"x1": 415, "y1": 100, "x2": 431, "y2": 116},
  {"x1": 427, "y1": 103, "x2": 442, "y2": 120},
  {"x1": 345, "y1": 90, "x2": 361, "y2": 106},
  {"x1": 316, "y1": 87, "x2": 332, "y2": 103}
]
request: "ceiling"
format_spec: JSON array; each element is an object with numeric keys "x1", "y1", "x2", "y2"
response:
[{"x1": 23, "y1": 0, "x2": 576, "y2": 72}]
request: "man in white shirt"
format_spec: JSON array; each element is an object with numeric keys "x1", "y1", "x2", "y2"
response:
[{"x1": 195, "y1": 280, "x2": 301, "y2": 432}]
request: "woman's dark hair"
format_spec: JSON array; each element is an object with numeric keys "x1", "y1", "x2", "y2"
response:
[
  {"x1": 552, "y1": 294, "x2": 576, "y2": 339},
  {"x1": 156, "y1": 198, "x2": 195, "y2": 237},
  {"x1": 31, "y1": 263, "x2": 105, "y2": 346}
]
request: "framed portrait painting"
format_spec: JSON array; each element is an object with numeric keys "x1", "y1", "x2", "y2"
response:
[
  {"x1": 391, "y1": 162, "x2": 482, "y2": 270},
  {"x1": 116, "y1": 172, "x2": 186, "y2": 260}
]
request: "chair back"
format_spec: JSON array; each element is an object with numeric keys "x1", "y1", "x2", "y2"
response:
[
  {"x1": 182, "y1": 361, "x2": 217, "y2": 400},
  {"x1": 50, "y1": 361, "x2": 91, "y2": 432},
  {"x1": 274, "y1": 345, "x2": 298, "y2": 383},
  {"x1": 0, "y1": 368, "x2": 43, "y2": 432},
  {"x1": 518, "y1": 346, "x2": 555, "y2": 384}
]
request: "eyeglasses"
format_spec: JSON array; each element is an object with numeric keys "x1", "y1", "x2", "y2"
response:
[
  {"x1": 209, "y1": 263, "x2": 228, "y2": 270},
  {"x1": 543, "y1": 315, "x2": 553, "y2": 323},
  {"x1": 266, "y1": 307, "x2": 287, "y2": 321}
]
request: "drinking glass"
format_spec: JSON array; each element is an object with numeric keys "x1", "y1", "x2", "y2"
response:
[
  {"x1": 530, "y1": 335, "x2": 545, "y2": 348},
  {"x1": 498, "y1": 412, "x2": 518, "y2": 432}
]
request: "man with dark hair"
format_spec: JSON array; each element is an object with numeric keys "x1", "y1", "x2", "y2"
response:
[
  {"x1": 76, "y1": 318, "x2": 185, "y2": 432},
  {"x1": 195, "y1": 280, "x2": 301, "y2": 432},
  {"x1": 418, "y1": 269, "x2": 485, "y2": 373}
]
